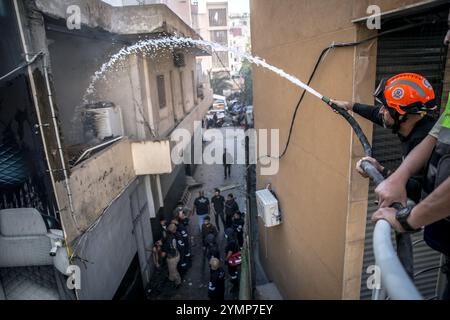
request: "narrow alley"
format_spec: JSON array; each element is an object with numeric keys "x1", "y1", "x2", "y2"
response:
[{"x1": 147, "y1": 125, "x2": 248, "y2": 300}]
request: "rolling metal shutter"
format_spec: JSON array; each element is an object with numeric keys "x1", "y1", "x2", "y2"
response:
[{"x1": 360, "y1": 17, "x2": 448, "y2": 300}]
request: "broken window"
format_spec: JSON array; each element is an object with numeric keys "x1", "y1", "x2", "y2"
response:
[{"x1": 156, "y1": 75, "x2": 166, "y2": 109}]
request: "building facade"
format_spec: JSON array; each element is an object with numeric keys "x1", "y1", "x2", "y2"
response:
[
  {"x1": 0, "y1": 0, "x2": 212, "y2": 300},
  {"x1": 251, "y1": 0, "x2": 449, "y2": 299}
]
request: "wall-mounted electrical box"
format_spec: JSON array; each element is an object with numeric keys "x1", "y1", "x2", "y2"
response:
[{"x1": 255, "y1": 189, "x2": 281, "y2": 227}]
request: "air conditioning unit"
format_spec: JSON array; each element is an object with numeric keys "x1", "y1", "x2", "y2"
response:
[
  {"x1": 255, "y1": 189, "x2": 281, "y2": 227},
  {"x1": 83, "y1": 102, "x2": 124, "y2": 141}
]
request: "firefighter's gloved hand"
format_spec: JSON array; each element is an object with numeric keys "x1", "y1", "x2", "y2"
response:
[
  {"x1": 375, "y1": 177, "x2": 407, "y2": 208},
  {"x1": 356, "y1": 156, "x2": 384, "y2": 178},
  {"x1": 330, "y1": 99, "x2": 353, "y2": 112}
]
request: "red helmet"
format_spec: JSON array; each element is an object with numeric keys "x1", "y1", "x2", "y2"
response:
[{"x1": 374, "y1": 73, "x2": 436, "y2": 115}]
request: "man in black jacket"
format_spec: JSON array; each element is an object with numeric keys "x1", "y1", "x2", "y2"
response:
[
  {"x1": 211, "y1": 188, "x2": 225, "y2": 231},
  {"x1": 208, "y1": 257, "x2": 225, "y2": 300},
  {"x1": 224, "y1": 194, "x2": 239, "y2": 229}
]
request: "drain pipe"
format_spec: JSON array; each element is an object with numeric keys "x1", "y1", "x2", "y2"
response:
[
  {"x1": 12, "y1": 0, "x2": 62, "y2": 215},
  {"x1": 42, "y1": 54, "x2": 79, "y2": 230}
]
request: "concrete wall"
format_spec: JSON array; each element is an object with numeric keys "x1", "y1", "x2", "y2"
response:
[
  {"x1": 56, "y1": 138, "x2": 135, "y2": 242},
  {"x1": 46, "y1": 29, "x2": 136, "y2": 144},
  {"x1": 74, "y1": 177, "x2": 154, "y2": 299},
  {"x1": 35, "y1": 0, "x2": 199, "y2": 37},
  {"x1": 251, "y1": 0, "x2": 424, "y2": 299}
]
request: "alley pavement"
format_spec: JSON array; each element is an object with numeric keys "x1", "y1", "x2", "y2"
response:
[{"x1": 148, "y1": 124, "x2": 247, "y2": 300}]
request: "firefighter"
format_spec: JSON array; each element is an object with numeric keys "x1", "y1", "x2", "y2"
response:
[
  {"x1": 208, "y1": 257, "x2": 225, "y2": 300},
  {"x1": 372, "y1": 94, "x2": 450, "y2": 300},
  {"x1": 232, "y1": 211, "x2": 245, "y2": 248},
  {"x1": 332, "y1": 73, "x2": 437, "y2": 203},
  {"x1": 171, "y1": 219, "x2": 188, "y2": 274}
]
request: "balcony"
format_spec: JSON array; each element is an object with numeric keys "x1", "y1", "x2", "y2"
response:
[{"x1": 56, "y1": 137, "x2": 173, "y2": 242}]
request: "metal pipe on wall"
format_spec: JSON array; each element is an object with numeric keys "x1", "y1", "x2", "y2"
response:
[
  {"x1": 12, "y1": 0, "x2": 62, "y2": 216},
  {"x1": 42, "y1": 54, "x2": 79, "y2": 230}
]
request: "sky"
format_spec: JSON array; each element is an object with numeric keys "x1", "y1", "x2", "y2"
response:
[{"x1": 228, "y1": 0, "x2": 250, "y2": 14}]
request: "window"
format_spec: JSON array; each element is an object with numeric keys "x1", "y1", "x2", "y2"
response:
[
  {"x1": 156, "y1": 75, "x2": 166, "y2": 109},
  {"x1": 212, "y1": 51, "x2": 229, "y2": 68},
  {"x1": 210, "y1": 30, "x2": 228, "y2": 46},
  {"x1": 208, "y1": 8, "x2": 227, "y2": 26}
]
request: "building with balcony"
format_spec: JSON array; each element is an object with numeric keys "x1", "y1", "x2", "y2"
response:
[
  {"x1": 251, "y1": 0, "x2": 449, "y2": 299},
  {"x1": 193, "y1": 0, "x2": 231, "y2": 80},
  {"x1": 0, "y1": 0, "x2": 212, "y2": 299}
]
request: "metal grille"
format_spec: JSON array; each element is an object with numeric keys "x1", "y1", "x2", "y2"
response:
[{"x1": 360, "y1": 16, "x2": 448, "y2": 300}]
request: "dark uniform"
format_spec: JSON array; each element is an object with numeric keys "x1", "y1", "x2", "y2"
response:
[
  {"x1": 422, "y1": 111, "x2": 450, "y2": 300},
  {"x1": 205, "y1": 233, "x2": 221, "y2": 261},
  {"x1": 232, "y1": 216, "x2": 245, "y2": 248},
  {"x1": 224, "y1": 229, "x2": 240, "y2": 288},
  {"x1": 354, "y1": 103, "x2": 437, "y2": 278},
  {"x1": 224, "y1": 198, "x2": 239, "y2": 229},
  {"x1": 177, "y1": 221, "x2": 191, "y2": 269},
  {"x1": 201, "y1": 223, "x2": 218, "y2": 247},
  {"x1": 208, "y1": 267, "x2": 225, "y2": 300},
  {"x1": 211, "y1": 194, "x2": 225, "y2": 231},
  {"x1": 353, "y1": 103, "x2": 436, "y2": 203}
]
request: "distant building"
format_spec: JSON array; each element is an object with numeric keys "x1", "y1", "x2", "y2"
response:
[
  {"x1": 193, "y1": 0, "x2": 231, "y2": 80},
  {"x1": 228, "y1": 12, "x2": 250, "y2": 77},
  {"x1": 0, "y1": 0, "x2": 212, "y2": 299}
]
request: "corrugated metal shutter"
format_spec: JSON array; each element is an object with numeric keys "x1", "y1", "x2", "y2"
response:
[{"x1": 360, "y1": 17, "x2": 448, "y2": 300}]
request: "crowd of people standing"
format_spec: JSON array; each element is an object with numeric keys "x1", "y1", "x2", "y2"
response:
[{"x1": 151, "y1": 188, "x2": 245, "y2": 300}]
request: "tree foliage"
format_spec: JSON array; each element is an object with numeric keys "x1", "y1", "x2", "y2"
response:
[
  {"x1": 210, "y1": 74, "x2": 232, "y2": 95},
  {"x1": 239, "y1": 60, "x2": 253, "y2": 106}
]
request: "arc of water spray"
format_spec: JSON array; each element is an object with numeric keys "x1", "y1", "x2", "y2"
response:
[
  {"x1": 83, "y1": 36, "x2": 324, "y2": 104},
  {"x1": 83, "y1": 36, "x2": 380, "y2": 183}
]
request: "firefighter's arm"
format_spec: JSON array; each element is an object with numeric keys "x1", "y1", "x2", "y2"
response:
[
  {"x1": 407, "y1": 176, "x2": 450, "y2": 229},
  {"x1": 376, "y1": 135, "x2": 437, "y2": 207}
]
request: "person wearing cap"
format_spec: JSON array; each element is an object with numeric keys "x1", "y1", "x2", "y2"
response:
[
  {"x1": 162, "y1": 223, "x2": 181, "y2": 288},
  {"x1": 208, "y1": 257, "x2": 225, "y2": 300}
]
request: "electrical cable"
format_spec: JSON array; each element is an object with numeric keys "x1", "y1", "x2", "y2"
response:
[
  {"x1": 212, "y1": 49, "x2": 244, "y2": 92},
  {"x1": 0, "y1": 52, "x2": 44, "y2": 82},
  {"x1": 269, "y1": 19, "x2": 435, "y2": 160}
]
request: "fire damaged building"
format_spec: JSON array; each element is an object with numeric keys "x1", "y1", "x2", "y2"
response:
[{"x1": 0, "y1": 0, "x2": 212, "y2": 299}]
